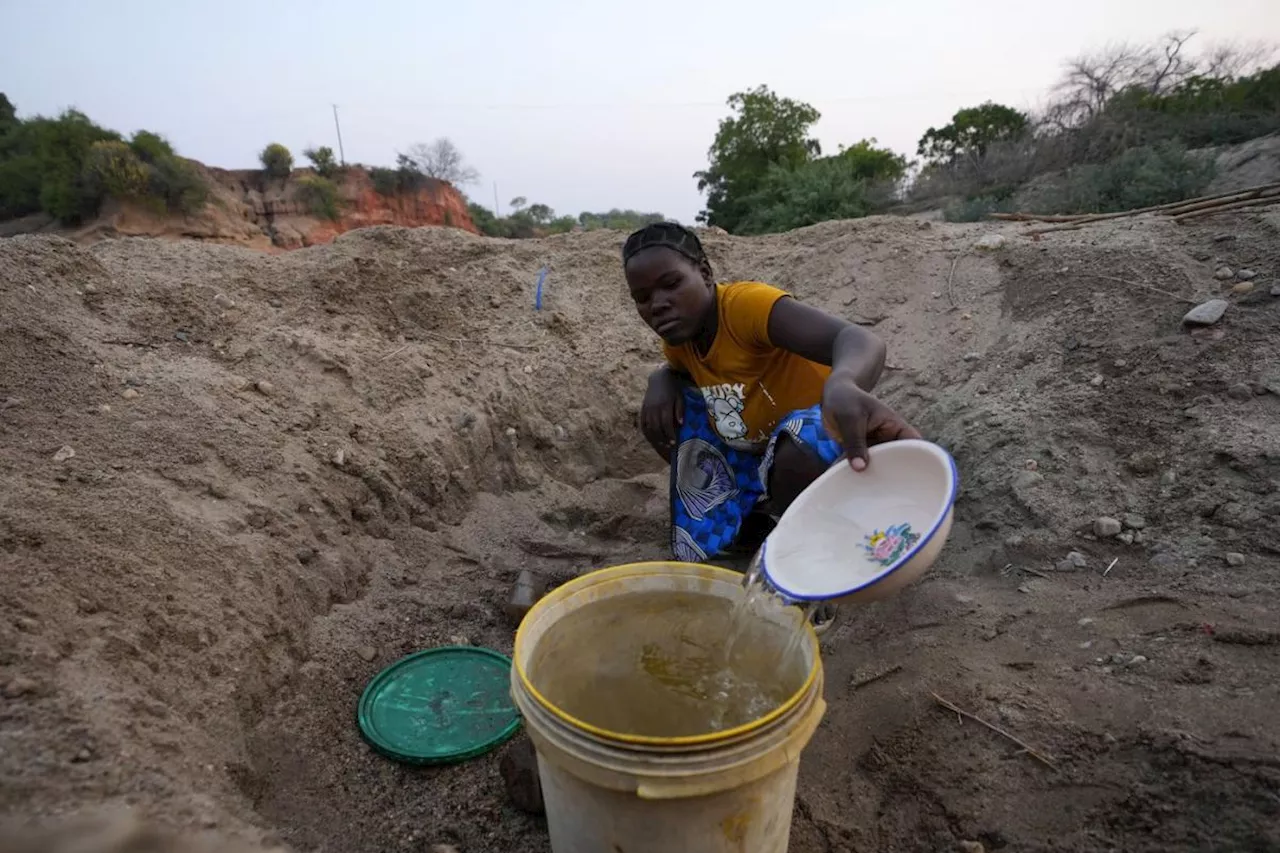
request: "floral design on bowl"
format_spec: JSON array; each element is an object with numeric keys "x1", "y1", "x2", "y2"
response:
[{"x1": 862, "y1": 523, "x2": 921, "y2": 567}]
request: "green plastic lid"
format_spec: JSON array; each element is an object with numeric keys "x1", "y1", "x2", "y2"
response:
[{"x1": 357, "y1": 646, "x2": 521, "y2": 764}]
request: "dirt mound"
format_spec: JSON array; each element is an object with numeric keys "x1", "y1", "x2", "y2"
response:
[{"x1": 2, "y1": 212, "x2": 1278, "y2": 853}]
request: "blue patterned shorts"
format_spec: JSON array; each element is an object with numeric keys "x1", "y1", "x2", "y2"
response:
[{"x1": 670, "y1": 389, "x2": 843, "y2": 561}]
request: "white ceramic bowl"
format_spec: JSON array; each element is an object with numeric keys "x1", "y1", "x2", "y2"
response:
[{"x1": 760, "y1": 439, "x2": 958, "y2": 604}]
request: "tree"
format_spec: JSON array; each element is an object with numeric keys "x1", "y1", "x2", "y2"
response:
[
  {"x1": 835, "y1": 139, "x2": 911, "y2": 181},
  {"x1": 917, "y1": 103, "x2": 1030, "y2": 165},
  {"x1": 401, "y1": 138, "x2": 479, "y2": 185},
  {"x1": 303, "y1": 145, "x2": 338, "y2": 178},
  {"x1": 694, "y1": 86, "x2": 821, "y2": 231},
  {"x1": 0, "y1": 93, "x2": 16, "y2": 134},
  {"x1": 259, "y1": 143, "x2": 293, "y2": 179}
]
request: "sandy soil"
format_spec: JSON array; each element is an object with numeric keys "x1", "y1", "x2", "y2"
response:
[{"x1": 2, "y1": 210, "x2": 1278, "y2": 853}]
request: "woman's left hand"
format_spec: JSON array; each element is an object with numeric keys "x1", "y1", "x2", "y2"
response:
[{"x1": 821, "y1": 373, "x2": 922, "y2": 471}]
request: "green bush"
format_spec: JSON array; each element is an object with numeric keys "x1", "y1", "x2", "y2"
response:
[
  {"x1": 734, "y1": 155, "x2": 897, "y2": 235},
  {"x1": 83, "y1": 140, "x2": 152, "y2": 201},
  {"x1": 1030, "y1": 142, "x2": 1215, "y2": 215},
  {"x1": 369, "y1": 157, "x2": 431, "y2": 197},
  {"x1": 296, "y1": 174, "x2": 342, "y2": 221},
  {"x1": 129, "y1": 130, "x2": 176, "y2": 163},
  {"x1": 942, "y1": 195, "x2": 1015, "y2": 222},
  {"x1": 259, "y1": 143, "x2": 293, "y2": 179},
  {"x1": 149, "y1": 155, "x2": 207, "y2": 215},
  {"x1": 303, "y1": 145, "x2": 338, "y2": 178}
]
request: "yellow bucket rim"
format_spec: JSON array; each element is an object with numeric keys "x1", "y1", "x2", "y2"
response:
[{"x1": 513, "y1": 561, "x2": 821, "y2": 748}]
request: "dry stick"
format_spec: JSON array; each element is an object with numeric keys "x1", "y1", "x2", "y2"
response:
[
  {"x1": 851, "y1": 664, "x2": 903, "y2": 691},
  {"x1": 931, "y1": 692, "x2": 1057, "y2": 769},
  {"x1": 1163, "y1": 186, "x2": 1280, "y2": 217},
  {"x1": 1103, "y1": 557, "x2": 1119, "y2": 577},
  {"x1": 1173, "y1": 194, "x2": 1280, "y2": 222},
  {"x1": 1021, "y1": 566, "x2": 1053, "y2": 580},
  {"x1": 1084, "y1": 273, "x2": 1198, "y2": 305},
  {"x1": 1023, "y1": 187, "x2": 1280, "y2": 235},
  {"x1": 993, "y1": 182, "x2": 1280, "y2": 225},
  {"x1": 377, "y1": 343, "x2": 410, "y2": 362},
  {"x1": 946, "y1": 253, "x2": 966, "y2": 309}
]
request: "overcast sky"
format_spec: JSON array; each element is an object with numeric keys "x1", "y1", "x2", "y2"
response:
[{"x1": 2, "y1": 0, "x2": 1276, "y2": 222}]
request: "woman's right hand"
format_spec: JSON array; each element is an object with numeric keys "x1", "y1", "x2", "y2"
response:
[{"x1": 640, "y1": 368, "x2": 685, "y2": 460}]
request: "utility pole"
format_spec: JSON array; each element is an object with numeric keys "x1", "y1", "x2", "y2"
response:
[
  {"x1": 493, "y1": 181, "x2": 500, "y2": 216},
  {"x1": 332, "y1": 104, "x2": 346, "y2": 166}
]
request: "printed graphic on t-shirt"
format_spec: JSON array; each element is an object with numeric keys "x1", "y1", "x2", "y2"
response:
[{"x1": 700, "y1": 382, "x2": 748, "y2": 441}]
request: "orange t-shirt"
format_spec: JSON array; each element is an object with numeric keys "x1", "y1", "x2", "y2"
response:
[{"x1": 663, "y1": 282, "x2": 830, "y2": 451}]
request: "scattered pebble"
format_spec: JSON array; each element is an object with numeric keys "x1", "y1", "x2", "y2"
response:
[
  {"x1": 1181, "y1": 299, "x2": 1228, "y2": 326},
  {"x1": 974, "y1": 234, "x2": 1006, "y2": 251},
  {"x1": 1089, "y1": 374, "x2": 1105, "y2": 387},
  {"x1": 121, "y1": 388, "x2": 140, "y2": 400},
  {"x1": 1272, "y1": 284, "x2": 1280, "y2": 297},
  {"x1": 1129, "y1": 655, "x2": 1148, "y2": 666},
  {"x1": 1214, "y1": 266, "x2": 1235, "y2": 280},
  {"x1": 3, "y1": 676, "x2": 39, "y2": 698},
  {"x1": 52, "y1": 445, "x2": 76, "y2": 463},
  {"x1": 1093, "y1": 517, "x2": 1122, "y2": 538},
  {"x1": 1231, "y1": 282, "x2": 1255, "y2": 295},
  {"x1": 269, "y1": 299, "x2": 283, "y2": 308},
  {"x1": 1024, "y1": 459, "x2": 1038, "y2": 471},
  {"x1": 174, "y1": 330, "x2": 190, "y2": 343},
  {"x1": 1227, "y1": 383, "x2": 1253, "y2": 401},
  {"x1": 504, "y1": 427, "x2": 517, "y2": 438},
  {"x1": 254, "y1": 380, "x2": 275, "y2": 396},
  {"x1": 1226, "y1": 552, "x2": 1246, "y2": 567},
  {"x1": 1017, "y1": 583, "x2": 1033, "y2": 594},
  {"x1": 1126, "y1": 452, "x2": 1159, "y2": 476},
  {"x1": 1236, "y1": 268, "x2": 1257, "y2": 281},
  {"x1": 553, "y1": 425, "x2": 567, "y2": 441},
  {"x1": 1077, "y1": 617, "x2": 1095, "y2": 626},
  {"x1": 958, "y1": 842, "x2": 986, "y2": 853},
  {"x1": 1117, "y1": 532, "x2": 1135, "y2": 545},
  {"x1": 355, "y1": 646, "x2": 376, "y2": 662},
  {"x1": 1066, "y1": 551, "x2": 1088, "y2": 568},
  {"x1": 1122, "y1": 513, "x2": 1146, "y2": 530},
  {"x1": 214, "y1": 293, "x2": 235, "y2": 309},
  {"x1": 1055, "y1": 559, "x2": 1078, "y2": 572},
  {"x1": 963, "y1": 352, "x2": 980, "y2": 362},
  {"x1": 1212, "y1": 233, "x2": 1236, "y2": 243},
  {"x1": 523, "y1": 365, "x2": 534, "y2": 375},
  {"x1": 489, "y1": 295, "x2": 502, "y2": 309},
  {"x1": 448, "y1": 635, "x2": 471, "y2": 646},
  {"x1": 73, "y1": 747, "x2": 93, "y2": 763},
  {"x1": 1160, "y1": 470, "x2": 1177, "y2": 486},
  {"x1": 431, "y1": 846, "x2": 460, "y2": 853},
  {"x1": 331, "y1": 449, "x2": 346, "y2": 467},
  {"x1": 1013, "y1": 470, "x2": 1044, "y2": 489},
  {"x1": 296, "y1": 548, "x2": 317, "y2": 565},
  {"x1": 15, "y1": 617, "x2": 39, "y2": 632}
]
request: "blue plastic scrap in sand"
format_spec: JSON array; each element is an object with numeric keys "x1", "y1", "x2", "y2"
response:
[{"x1": 535, "y1": 267, "x2": 548, "y2": 310}]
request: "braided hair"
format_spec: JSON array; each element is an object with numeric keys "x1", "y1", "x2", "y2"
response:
[{"x1": 621, "y1": 222, "x2": 709, "y2": 270}]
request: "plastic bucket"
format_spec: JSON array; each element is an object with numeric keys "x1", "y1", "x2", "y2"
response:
[{"x1": 511, "y1": 562, "x2": 826, "y2": 853}]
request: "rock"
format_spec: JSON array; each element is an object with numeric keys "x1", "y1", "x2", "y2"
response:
[
  {"x1": 82, "y1": 282, "x2": 98, "y2": 295},
  {"x1": 214, "y1": 293, "x2": 236, "y2": 309},
  {"x1": 500, "y1": 738, "x2": 545, "y2": 815},
  {"x1": 254, "y1": 379, "x2": 275, "y2": 396},
  {"x1": 52, "y1": 445, "x2": 76, "y2": 463},
  {"x1": 504, "y1": 427, "x2": 517, "y2": 438},
  {"x1": 1093, "y1": 517, "x2": 1122, "y2": 538},
  {"x1": 489, "y1": 294, "x2": 502, "y2": 309},
  {"x1": 15, "y1": 616, "x2": 39, "y2": 632},
  {"x1": 331, "y1": 448, "x2": 346, "y2": 467},
  {"x1": 174, "y1": 330, "x2": 190, "y2": 343},
  {"x1": 958, "y1": 842, "x2": 986, "y2": 853},
  {"x1": 1013, "y1": 470, "x2": 1044, "y2": 489},
  {"x1": 963, "y1": 352, "x2": 980, "y2": 362},
  {"x1": 1227, "y1": 382, "x2": 1253, "y2": 401},
  {"x1": 1160, "y1": 470, "x2": 1177, "y2": 486},
  {"x1": 523, "y1": 365, "x2": 534, "y2": 375},
  {"x1": 207, "y1": 481, "x2": 230, "y2": 499},
  {"x1": 1078, "y1": 617, "x2": 1095, "y2": 626},
  {"x1": 553, "y1": 425, "x2": 567, "y2": 441},
  {"x1": 1226, "y1": 552, "x2": 1246, "y2": 567},
  {"x1": 296, "y1": 548, "x2": 317, "y2": 565},
  {"x1": 1236, "y1": 268, "x2": 1257, "y2": 280},
  {"x1": 1212, "y1": 233, "x2": 1236, "y2": 242},
  {"x1": 3, "y1": 676, "x2": 39, "y2": 698},
  {"x1": 1272, "y1": 284, "x2": 1280, "y2": 297},
  {"x1": 1055, "y1": 559, "x2": 1078, "y2": 572},
  {"x1": 1182, "y1": 299, "x2": 1228, "y2": 326},
  {"x1": 974, "y1": 234, "x2": 1006, "y2": 251},
  {"x1": 269, "y1": 299, "x2": 283, "y2": 308},
  {"x1": 1127, "y1": 452, "x2": 1160, "y2": 476},
  {"x1": 1024, "y1": 459, "x2": 1038, "y2": 471},
  {"x1": 72, "y1": 747, "x2": 93, "y2": 763},
  {"x1": 1066, "y1": 551, "x2": 1088, "y2": 568},
  {"x1": 0, "y1": 396, "x2": 20, "y2": 411},
  {"x1": 355, "y1": 646, "x2": 376, "y2": 662},
  {"x1": 1017, "y1": 583, "x2": 1033, "y2": 594},
  {"x1": 1122, "y1": 513, "x2": 1146, "y2": 530},
  {"x1": 431, "y1": 846, "x2": 460, "y2": 853},
  {"x1": 1129, "y1": 655, "x2": 1148, "y2": 666},
  {"x1": 1090, "y1": 374, "x2": 1105, "y2": 387},
  {"x1": 1117, "y1": 532, "x2": 1135, "y2": 545},
  {"x1": 1231, "y1": 282, "x2": 1255, "y2": 295},
  {"x1": 121, "y1": 388, "x2": 140, "y2": 400},
  {"x1": 1214, "y1": 266, "x2": 1235, "y2": 280},
  {"x1": 448, "y1": 635, "x2": 471, "y2": 646}
]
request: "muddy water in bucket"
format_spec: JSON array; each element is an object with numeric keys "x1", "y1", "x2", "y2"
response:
[{"x1": 528, "y1": 588, "x2": 808, "y2": 738}]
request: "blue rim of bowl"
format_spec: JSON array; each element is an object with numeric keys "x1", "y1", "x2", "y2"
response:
[{"x1": 761, "y1": 441, "x2": 960, "y2": 603}]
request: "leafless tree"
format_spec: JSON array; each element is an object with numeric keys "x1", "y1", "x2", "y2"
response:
[{"x1": 401, "y1": 138, "x2": 480, "y2": 186}]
